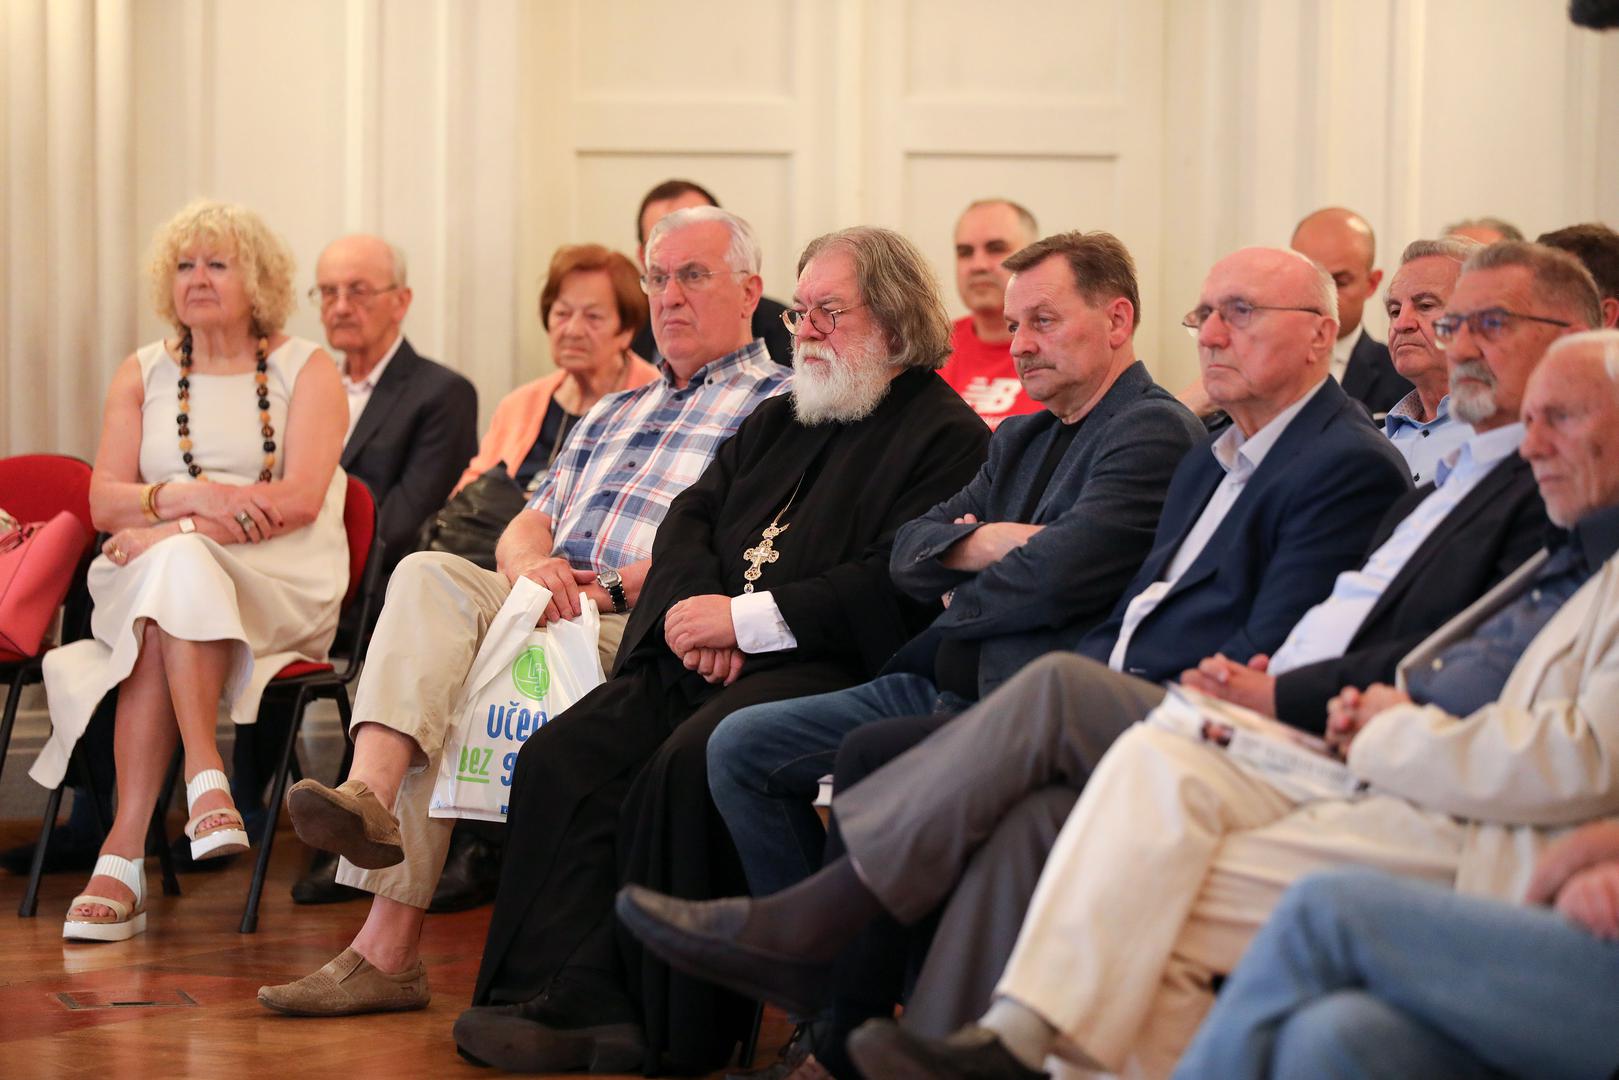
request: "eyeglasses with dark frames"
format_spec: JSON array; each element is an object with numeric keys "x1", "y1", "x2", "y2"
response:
[
  {"x1": 781, "y1": 303, "x2": 866, "y2": 336},
  {"x1": 1432, "y1": 307, "x2": 1572, "y2": 349}
]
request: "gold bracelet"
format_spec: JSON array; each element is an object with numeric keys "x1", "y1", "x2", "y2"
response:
[{"x1": 141, "y1": 480, "x2": 170, "y2": 522}]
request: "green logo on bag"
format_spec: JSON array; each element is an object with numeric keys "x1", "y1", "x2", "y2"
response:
[{"x1": 511, "y1": 645, "x2": 550, "y2": 700}]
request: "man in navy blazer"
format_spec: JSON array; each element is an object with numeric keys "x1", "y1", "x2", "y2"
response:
[
  {"x1": 611, "y1": 247, "x2": 1412, "y2": 1066},
  {"x1": 1292, "y1": 207, "x2": 1412, "y2": 416},
  {"x1": 318, "y1": 235, "x2": 478, "y2": 573}
]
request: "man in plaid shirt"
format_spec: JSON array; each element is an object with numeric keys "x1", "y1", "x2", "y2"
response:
[{"x1": 260, "y1": 206, "x2": 787, "y2": 1018}]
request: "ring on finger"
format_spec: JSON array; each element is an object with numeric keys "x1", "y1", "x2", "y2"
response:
[
  {"x1": 235, "y1": 510, "x2": 254, "y2": 530},
  {"x1": 110, "y1": 546, "x2": 125, "y2": 562}
]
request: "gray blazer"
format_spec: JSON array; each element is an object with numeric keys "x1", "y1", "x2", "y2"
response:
[{"x1": 886, "y1": 361, "x2": 1204, "y2": 696}]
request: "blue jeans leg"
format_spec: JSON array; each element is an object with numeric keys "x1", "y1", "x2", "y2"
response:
[
  {"x1": 707, "y1": 672, "x2": 944, "y2": 897},
  {"x1": 1174, "y1": 868, "x2": 1619, "y2": 1080}
]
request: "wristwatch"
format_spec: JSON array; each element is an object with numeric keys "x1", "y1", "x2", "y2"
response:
[{"x1": 598, "y1": 567, "x2": 628, "y2": 614}]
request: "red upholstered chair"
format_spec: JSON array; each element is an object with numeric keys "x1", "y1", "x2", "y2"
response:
[
  {"x1": 238, "y1": 473, "x2": 383, "y2": 932},
  {"x1": 0, "y1": 455, "x2": 97, "y2": 795}
]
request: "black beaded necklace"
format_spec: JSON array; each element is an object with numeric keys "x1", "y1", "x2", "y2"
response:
[{"x1": 177, "y1": 331, "x2": 276, "y2": 482}]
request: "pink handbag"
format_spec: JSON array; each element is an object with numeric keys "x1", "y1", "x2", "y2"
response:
[{"x1": 0, "y1": 510, "x2": 89, "y2": 657}]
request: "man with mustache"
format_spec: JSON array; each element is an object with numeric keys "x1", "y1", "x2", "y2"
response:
[
  {"x1": 940, "y1": 199, "x2": 1042, "y2": 427},
  {"x1": 445, "y1": 226, "x2": 990, "y2": 1074},
  {"x1": 1380, "y1": 238, "x2": 1479, "y2": 483}
]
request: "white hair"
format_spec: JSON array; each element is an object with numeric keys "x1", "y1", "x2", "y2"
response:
[
  {"x1": 645, "y1": 205, "x2": 761, "y2": 275},
  {"x1": 386, "y1": 241, "x2": 409, "y2": 288},
  {"x1": 1546, "y1": 328, "x2": 1619, "y2": 386},
  {"x1": 1279, "y1": 247, "x2": 1339, "y2": 322}
]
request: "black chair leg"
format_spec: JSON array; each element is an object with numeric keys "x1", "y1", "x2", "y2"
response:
[
  {"x1": 0, "y1": 665, "x2": 29, "y2": 793},
  {"x1": 150, "y1": 751, "x2": 183, "y2": 897},
  {"x1": 333, "y1": 691, "x2": 355, "y2": 783},
  {"x1": 19, "y1": 782, "x2": 67, "y2": 918},
  {"x1": 242, "y1": 688, "x2": 309, "y2": 934},
  {"x1": 740, "y1": 1000, "x2": 765, "y2": 1069}
]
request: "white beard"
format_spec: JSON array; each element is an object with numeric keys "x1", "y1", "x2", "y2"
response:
[
  {"x1": 1449, "y1": 359, "x2": 1499, "y2": 425},
  {"x1": 791, "y1": 338, "x2": 895, "y2": 425}
]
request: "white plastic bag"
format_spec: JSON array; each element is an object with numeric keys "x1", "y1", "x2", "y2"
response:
[{"x1": 428, "y1": 576, "x2": 605, "y2": 822}]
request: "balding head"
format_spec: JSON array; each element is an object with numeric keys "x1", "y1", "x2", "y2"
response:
[
  {"x1": 1190, "y1": 246, "x2": 1339, "y2": 435},
  {"x1": 1520, "y1": 330, "x2": 1619, "y2": 526},
  {"x1": 1291, "y1": 207, "x2": 1381, "y2": 340},
  {"x1": 315, "y1": 233, "x2": 413, "y2": 374}
]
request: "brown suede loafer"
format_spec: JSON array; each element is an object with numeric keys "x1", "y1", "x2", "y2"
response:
[
  {"x1": 257, "y1": 947, "x2": 428, "y2": 1017},
  {"x1": 285, "y1": 778, "x2": 404, "y2": 869}
]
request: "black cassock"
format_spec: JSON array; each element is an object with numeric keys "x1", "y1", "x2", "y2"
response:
[{"x1": 471, "y1": 369, "x2": 989, "y2": 1072}]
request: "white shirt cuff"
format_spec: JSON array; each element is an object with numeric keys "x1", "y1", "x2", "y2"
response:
[{"x1": 731, "y1": 590, "x2": 798, "y2": 654}]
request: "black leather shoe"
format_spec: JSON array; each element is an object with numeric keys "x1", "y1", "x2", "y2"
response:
[
  {"x1": 453, "y1": 972, "x2": 644, "y2": 1073},
  {"x1": 428, "y1": 829, "x2": 500, "y2": 913},
  {"x1": 615, "y1": 884, "x2": 832, "y2": 1017},
  {"x1": 846, "y1": 1020, "x2": 1049, "y2": 1080},
  {"x1": 290, "y1": 850, "x2": 366, "y2": 905}
]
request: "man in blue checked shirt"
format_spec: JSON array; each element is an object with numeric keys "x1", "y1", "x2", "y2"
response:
[{"x1": 260, "y1": 205, "x2": 788, "y2": 1018}]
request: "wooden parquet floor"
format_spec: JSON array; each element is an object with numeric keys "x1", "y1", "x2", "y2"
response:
[{"x1": 0, "y1": 820, "x2": 789, "y2": 1080}]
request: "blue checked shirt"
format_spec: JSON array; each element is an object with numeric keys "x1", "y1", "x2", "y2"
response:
[{"x1": 526, "y1": 340, "x2": 790, "y2": 572}]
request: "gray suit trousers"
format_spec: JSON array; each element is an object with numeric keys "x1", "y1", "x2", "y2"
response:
[{"x1": 837, "y1": 651, "x2": 1167, "y2": 924}]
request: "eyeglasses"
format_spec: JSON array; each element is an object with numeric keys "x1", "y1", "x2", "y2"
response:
[
  {"x1": 639, "y1": 264, "x2": 748, "y2": 295},
  {"x1": 781, "y1": 303, "x2": 865, "y2": 336},
  {"x1": 308, "y1": 282, "x2": 400, "y2": 308},
  {"x1": 1432, "y1": 307, "x2": 1572, "y2": 348},
  {"x1": 1181, "y1": 299, "x2": 1324, "y2": 336}
]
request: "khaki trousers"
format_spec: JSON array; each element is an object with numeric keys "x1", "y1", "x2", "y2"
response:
[
  {"x1": 995, "y1": 723, "x2": 1465, "y2": 1079},
  {"x1": 333, "y1": 551, "x2": 628, "y2": 907}
]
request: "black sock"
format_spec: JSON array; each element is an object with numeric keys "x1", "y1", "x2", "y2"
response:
[{"x1": 735, "y1": 856, "x2": 883, "y2": 964}]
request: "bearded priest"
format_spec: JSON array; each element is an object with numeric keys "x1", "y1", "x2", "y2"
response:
[{"x1": 451, "y1": 226, "x2": 991, "y2": 1075}]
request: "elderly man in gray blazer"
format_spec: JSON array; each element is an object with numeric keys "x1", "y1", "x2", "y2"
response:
[{"x1": 706, "y1": 230, "x2": 1203, "y2": 902}]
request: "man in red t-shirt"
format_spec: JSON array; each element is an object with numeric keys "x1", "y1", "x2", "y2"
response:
[{"x1": 941, "y1": 199, "x2": 1042, "y2": 428}]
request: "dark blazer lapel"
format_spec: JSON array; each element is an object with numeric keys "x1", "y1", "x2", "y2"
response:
[
  {"x1": 1132, "y1": 449, "x2": 1225, "y2": 587},
  {"x1": 1028, "y1": 362, "x2": 1151, "y2": 522},
  {"x1": 1357, "y1": 453, "x2": 1529, "y2": 631},
  {"x1": 341, "y1": 338, "x2": 420, "y2": 467},
  {"x1": 1160, "y1": 380, "x2": 1345, "y2": 600}
]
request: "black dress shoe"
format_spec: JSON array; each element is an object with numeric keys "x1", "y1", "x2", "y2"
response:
[
  {"x1": 291, "y1": 850, "x2": 367, "y2": 905},
  {"x1": 615, "y1": 884, "x2": 832, "y2": 1017},
  {"x1": 0, "y1": 826, "x2": 100, "y2": 875},
  {"x1": 428, "y1": 829, "x2": 500, "y2": 913},
  {"x1": 846, "y1": 1020, "x2": 1048, "y2": 1080},
  {"x1": 453, "y1": 972, "x2": 645, "y2": 1073}
]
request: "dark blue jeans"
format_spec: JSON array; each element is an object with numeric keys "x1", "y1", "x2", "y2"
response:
[{"x1": 706, "y1": 672, "x2": 966, "y2": 897}]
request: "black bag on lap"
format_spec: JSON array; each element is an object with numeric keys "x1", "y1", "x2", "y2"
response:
[{"x1": 415, "y1": 466, "x2": 527, "y2": 570}]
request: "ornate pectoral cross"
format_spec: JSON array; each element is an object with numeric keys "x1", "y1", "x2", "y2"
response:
[{"x1": 742, "y1": 522, "x2": 789, "y2": 594}]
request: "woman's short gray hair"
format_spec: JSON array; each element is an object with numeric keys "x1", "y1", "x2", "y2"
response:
[
  {"x1": 796, "y1": 226, "x2": 954, "y2": 370},
  {"x1": 644, "y1": 206, "x2": 762, "y2": 275}
]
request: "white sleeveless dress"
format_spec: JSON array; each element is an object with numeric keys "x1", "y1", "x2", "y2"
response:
[{"x1": 31, "y1": 337, "x2": 349, "y2": 789}]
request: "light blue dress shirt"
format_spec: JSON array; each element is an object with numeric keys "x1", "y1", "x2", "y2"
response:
[
  {"x1": 1268, "y1": 422, "x2": 1525, "y2": 674},
  {"x1": 1384, "y1": 390, "x2": 1472, "y2": 486}
]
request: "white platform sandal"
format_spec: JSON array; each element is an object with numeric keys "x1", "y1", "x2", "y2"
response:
[
  {"x1": 184, "y1": 768, "x2": 250, "y2": 860},
  {"x1": 63, "y1": 854, "x2": 147, "y2": 942}
]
